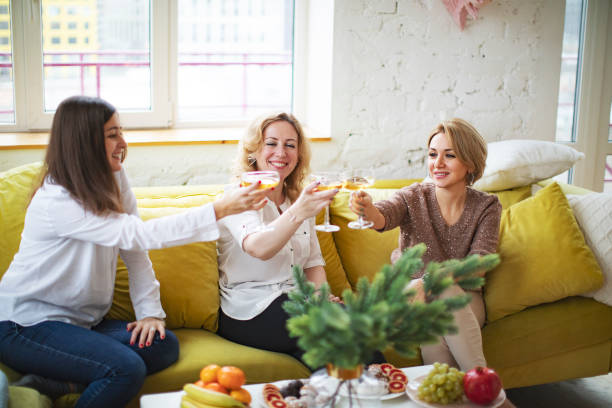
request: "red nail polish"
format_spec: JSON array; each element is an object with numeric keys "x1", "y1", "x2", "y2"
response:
[
  {"x1": 146, "y1": 342, "x2": 150, "y2": 346},
  {"x1": 271, "y1": 187, "x2": 275, "y2": 190},
  {"x1": 258, "y1": 180, "x2": 261, "y2": 184},
  {"x1": 139, "y1": 344, "x2": 144, "y2": 348},
  {"x1": 130, "y1": 341, "x2": 134, "y2": 345},
  {"x1": 161, "y1": 335, "x2": 165, "y2": 339}
]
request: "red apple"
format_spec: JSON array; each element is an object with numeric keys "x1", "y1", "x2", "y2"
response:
[{"x1": 463, "y1": 366, "x2": 502, "y2": 405}]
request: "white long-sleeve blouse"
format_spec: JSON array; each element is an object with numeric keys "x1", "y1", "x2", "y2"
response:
[
  {"x1": 0, "y1": 169, "x2": 220, "y2": 328},
  {"x1": 216, "y1": 195, "x2": 325, "y2": 320}
]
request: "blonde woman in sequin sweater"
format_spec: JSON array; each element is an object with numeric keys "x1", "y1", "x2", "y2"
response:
[{"x1": 350, "y1": 118, "x2": 502, "y2": 372}]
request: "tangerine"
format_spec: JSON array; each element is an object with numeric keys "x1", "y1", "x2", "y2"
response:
[
  {"x1": 217, "y1": 366, "x2": 246, "y2": 390},
  {"x1": 203, "y1": 381, "x2": 228, "y2": 394},
  {"x1": 194, "y1": 380, "x2": 206, "y2": 388},
  {"x1": 230, "y1": 388, "x2": 252, "y2": 404},
  {"x1": 200, "y1": 364, "x2": 221, "y2": 383}
]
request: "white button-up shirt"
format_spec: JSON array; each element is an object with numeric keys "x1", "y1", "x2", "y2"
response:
[
  {"x1": 0, "y1": 169, "x2": 220, "y2": 328},
  {"x1": 217, "y1": 195, "x2": 325, "y2": 320}
]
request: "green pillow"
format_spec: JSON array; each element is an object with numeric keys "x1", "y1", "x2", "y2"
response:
[{"x1": 484, "y1": 182, "x2": 603, "y2": 322}]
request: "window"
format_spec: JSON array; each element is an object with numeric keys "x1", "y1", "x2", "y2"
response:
[
  {"x1": 1, "y1": 0, "x2": 298, "y2": 131},
  {"x1": 0, "y1": 0, "x2": 13, "y2": 125},
  {"x1": 176, "y1": 0, "x2": 293, "y2": 122},
  {"x1": 554, "y1": 0, "x2": 612, "y2": 191}
]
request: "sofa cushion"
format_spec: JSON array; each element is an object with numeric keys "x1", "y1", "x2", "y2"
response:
[
  {"x1": 0, "y1": 162, "x2": 43, "y2": 278},
  {"x1": 567, "y1": 193, "x2": 612, "y2": 306},
  {"x1": 315, "y1": 211, "x2": 350, "y2": 296},
  {"x1": 136, "y1": 329, "x2": 310, "y2": 398},
  {"x1": 487, "y1": 185, "x2": 532, "y2": 210},
  {"x1": 484, "y1": 182, "x2": 604, "y2": 322},
  {"x1": 483, "y1": 296, "x2": 612, "y2": 372},
  {"x1": 107, "y1": 195, "x2": 222, "y2": 331},
  {"x1": 473, "y1": 140, "x2": 584, "y2": 191}
]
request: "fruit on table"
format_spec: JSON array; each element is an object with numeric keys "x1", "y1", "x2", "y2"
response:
[
  {"x1": 218, "y1": 366, "x2": 247, "y2": 390},
  {"x1": 368, "y1": 363, "x2": 409, "y2": 393},
  {"x1": 183, "y1": 383, "x2": 246, "y2": 407},
  {"x1": 417, "y1": 362, "x2": 465, "y2": 405},
  {"x1": 463, "y1": 366, "x2": 502, "y2": 405},
  {"x1": 230, "y1": 388, "x2": 252, "y2": 405},
  {"x1": 204, "y1": 382, "x2": 229, "y2": 394},
  {"x1": 200, "y1": 364, "x2": 222, "y2": 383}
]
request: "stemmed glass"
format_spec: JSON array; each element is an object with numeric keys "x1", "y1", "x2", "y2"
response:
[
  {"x1": 311, "y1": 171, "x2": 343, "y2": 232},
  {"x1": 240, "y1": 170, "x2": 280, "y2": 232},
  {"x1": 344, "y1": 169, "x2": 375, "y2": 229}
]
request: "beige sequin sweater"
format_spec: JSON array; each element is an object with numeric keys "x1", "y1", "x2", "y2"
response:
[{"x1": 374, "y1": 183, "x2": 502, "y2": 278}]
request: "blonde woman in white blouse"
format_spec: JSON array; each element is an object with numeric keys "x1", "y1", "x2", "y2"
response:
[
  {"x1": 0, "y1": 96, "x2": 269, "y2": 408},
  {"x1": 216, "y1": 112, "x2": 339, "y2": 363}
]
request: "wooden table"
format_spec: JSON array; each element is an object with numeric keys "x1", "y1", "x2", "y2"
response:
[{"x1": 140, "y1": 365, "x2": 433, "y2": 407}]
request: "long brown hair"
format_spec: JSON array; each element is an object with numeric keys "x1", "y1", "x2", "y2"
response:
[
  {"x1": 235, "y1": 112, "x2": 311, "y2": 202},
  {"x1": 41, "y1": 96, "x2": 125, "y2": 214}
]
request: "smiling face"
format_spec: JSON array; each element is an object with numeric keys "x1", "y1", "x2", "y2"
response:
[
  {"x1": 428, "y1": 132, "x2": 472, "y2": 189},
  {"x1": 254, "y1": 120, "x2": 299, "y2": 183},
  {"x1": 104, "y1": 112, "x2": 126, "y2": 172}
]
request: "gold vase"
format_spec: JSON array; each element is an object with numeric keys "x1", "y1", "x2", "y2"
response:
[{"x1": 326, "y1": 363, "x2": 364, "y2": 380}]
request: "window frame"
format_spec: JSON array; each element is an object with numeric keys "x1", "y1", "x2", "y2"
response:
[
  {"x1": 564, "y1": 0, "x2": 612, "y2": 191},
  {"x1": 3, "y1": 0, "x2": 306, "y2": 133}
]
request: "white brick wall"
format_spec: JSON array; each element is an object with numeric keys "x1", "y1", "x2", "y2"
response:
[{"x1": 0, "y1": 0, "x2": 566, "y2": 186}]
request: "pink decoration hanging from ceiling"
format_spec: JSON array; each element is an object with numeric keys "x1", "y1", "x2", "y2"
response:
[{"x1": 441, "y1": 0, "x2": 492, "y2": 30}]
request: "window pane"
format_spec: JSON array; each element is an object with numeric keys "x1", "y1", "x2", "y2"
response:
[
  {"x1": 41, "y1": 0, "x2": 151, "y2": 112},
  {"x1": 0, "y1": 0, "x2": 14, "y2": 125},
  {"x1": 555, "y1": 0, "x2": 583, "y2": 143},
  {"x1": 177, "y1": 0, "x2": 294, "y2": 122}
]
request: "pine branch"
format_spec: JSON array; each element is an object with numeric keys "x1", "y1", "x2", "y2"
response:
[{"x1": 283, "y1": 243, "x2": 500, "y2": 369}]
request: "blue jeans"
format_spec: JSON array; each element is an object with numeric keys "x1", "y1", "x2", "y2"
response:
[{"x1": 0, "y1": 319, "x2": 178, "y2": 408}]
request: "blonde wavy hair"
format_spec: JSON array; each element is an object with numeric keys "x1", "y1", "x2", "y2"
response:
[
  {"x1": 234, "y1": 112, "x2": 311, "y2": 202},
  {"x1": 427, "y1": 118, "x2": 487, "y2": 185}
]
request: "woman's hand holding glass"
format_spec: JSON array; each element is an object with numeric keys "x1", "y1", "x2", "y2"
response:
[
  {"x1": 345, "y1": 169, "x2": 375, "y2": 229},
  {"x1": 310, "y1": 172, "x2": 343, "y2": 232},
  {"x1": 290, "y1": 181, "x2": 339, "y2": 224},
  {"x1": 239, "y1": 171, "x2": 280, "y2": 231},
  {"x1": 213, "y1": 181, "x2": 270, "y2": 221}
]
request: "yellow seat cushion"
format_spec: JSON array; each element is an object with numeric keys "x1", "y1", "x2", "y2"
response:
[
  {"x1": 484, "y1": 182, "x2": 604, "y2": 322},
  {"x1": 0, "y1": 162, "x2": 44, "y2": 278},
  {"x1": 483, "y1": 296, "x2": 612, "y2": 369},
  {"x1": 135, "y1": 329, "x2": 310, "y2": 401},
  {"x1": 315, "y1": 210, "x2": 350, "y2": 296},
  {"x1": 107, "y1": 188, "x2": 223, "y2": 331}
]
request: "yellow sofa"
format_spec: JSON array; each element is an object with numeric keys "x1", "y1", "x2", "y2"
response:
[{"x1": 1, "y1": 162, "x2": 611, "y2": 408}]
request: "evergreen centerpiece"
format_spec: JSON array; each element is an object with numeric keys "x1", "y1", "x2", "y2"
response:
[{"x1": 283, "y1": 243, "x2": 500, "y2": 371}]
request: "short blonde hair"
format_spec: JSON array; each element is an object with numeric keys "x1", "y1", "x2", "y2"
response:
[
  {"x1": 427, "y1": 118, "x2": 487, "y2": 185},
  {"x1": 235, "y1": 112, "x2": 311, "y2": 202}
]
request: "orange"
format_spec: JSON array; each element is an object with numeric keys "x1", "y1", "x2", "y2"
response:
[
  {"x1": 194, "y1": 380, "x2": 206, "y2": 388},
  {"x1": 230, "y1": 388, "x2": 252, "y2": 404},
  {"x1": 203, "y1": 382, "x2": 228, "y2": 394},
  {"x1": 200, "y1": 364, "x2": 221, "y2": 383},
  {"x1": 217, "y1": 366, "x2": 246, "y2": 391}
]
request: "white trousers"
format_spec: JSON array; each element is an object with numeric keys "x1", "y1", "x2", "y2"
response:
[{"x1": 420, "y1": 285, "x2": 487, "y2": 371}]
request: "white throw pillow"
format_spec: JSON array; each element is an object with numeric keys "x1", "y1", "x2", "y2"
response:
[
  {"x1": 567, "y1": 193, "x2": 612, "y2": 306},
  {"x1": 473, "y1": 140, "x2": 584, "y2": 191}
]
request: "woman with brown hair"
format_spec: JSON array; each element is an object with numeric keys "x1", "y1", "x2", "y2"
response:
[
  {"x1": 350, "y1": 118, "x2": 502, "y2": 372},
  {"x1": 0, "y1": 96, "x2": 269, "y2": 407},
  {"x1": 215, "y1": 112, "x2": 339, "y2": 362}
]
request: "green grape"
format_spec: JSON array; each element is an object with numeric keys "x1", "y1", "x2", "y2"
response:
[{"x1": 417, "y1": 363, "x2": 466, "y2": 404}]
